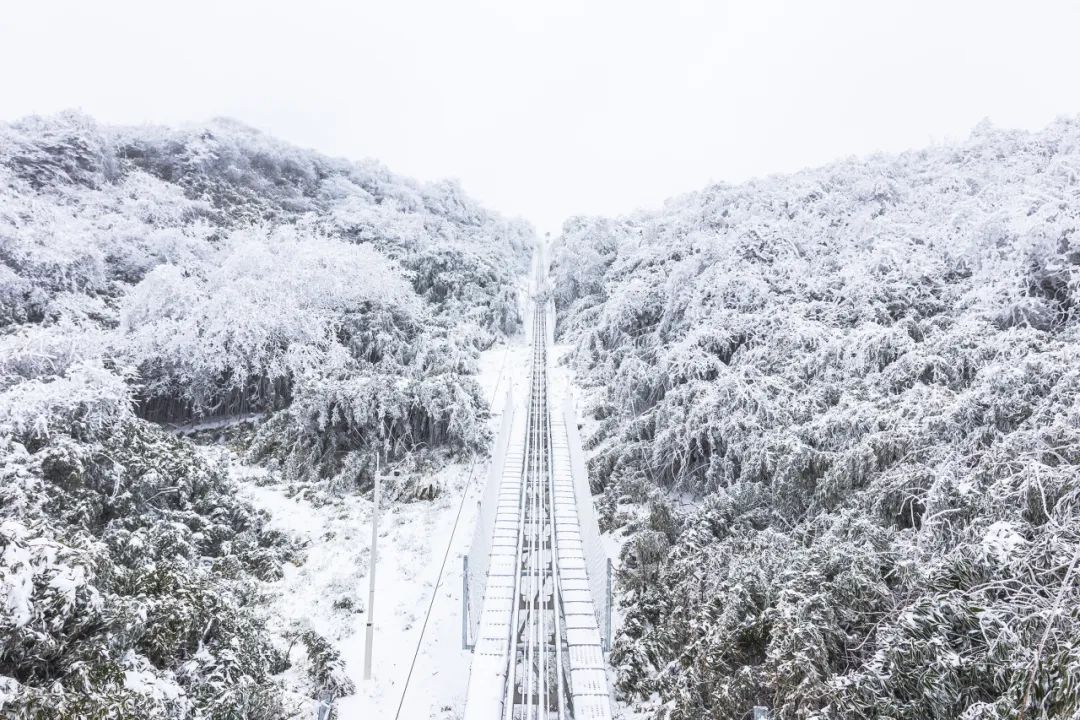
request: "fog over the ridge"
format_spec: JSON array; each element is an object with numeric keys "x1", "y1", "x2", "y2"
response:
[{"x1": 2, "y1": 0, "x2": 1078, "y2": 234}]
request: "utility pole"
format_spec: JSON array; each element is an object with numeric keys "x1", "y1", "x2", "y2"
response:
[{"x1": 364, "y1": 452, "x2": 380, "y2": 680}]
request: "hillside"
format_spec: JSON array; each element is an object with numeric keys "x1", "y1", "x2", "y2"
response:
[
  {"x1": 551, "y1": 118, "x2": 1080, "y2": 719},
  {"x1": 0, "y1": 112, "x2": 531, "y2": 718}
]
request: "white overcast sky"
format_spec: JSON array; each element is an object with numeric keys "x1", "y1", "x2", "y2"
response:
[{"x1": 2, "y1": 0, "x2": 1079, "y2": 234}]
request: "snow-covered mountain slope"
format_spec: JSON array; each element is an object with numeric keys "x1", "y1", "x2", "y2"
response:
[
  {"x1": 0, "y1": 113, "x2": 532, "y2": 718},
  {"x1": 551, "y1": 118, "x2": 1080, "y2": 719}
]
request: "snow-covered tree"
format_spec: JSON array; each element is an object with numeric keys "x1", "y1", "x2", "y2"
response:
[{"x1": 553, "y1": 117, "x2": 1080, "y2": 720}]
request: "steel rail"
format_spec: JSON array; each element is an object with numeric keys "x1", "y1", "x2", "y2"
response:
[
  {"x1": 501, "y1": 306, "x2": 536, "y2": 720},
  {"x1": 502, "y1": 254, "x2": 572, "y2": 719},
  {"x1": 544, "y1": 348, "x2": 568, "y2": 720}
]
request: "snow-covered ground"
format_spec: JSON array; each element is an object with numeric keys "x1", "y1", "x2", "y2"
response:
[{"x1": 209, "y1": 338, "x2": 533, "y2": 719}]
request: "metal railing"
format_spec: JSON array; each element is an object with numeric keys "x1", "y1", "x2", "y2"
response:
[
  {"x1": 561, "y1": 392, "x2": 613, "y2": 649},
  {"x1": 463, "y1": 389, "x2": 516, "y2": 648}
]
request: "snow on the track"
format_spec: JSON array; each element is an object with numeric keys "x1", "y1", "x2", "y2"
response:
[{"x1": 228, "y1": 338, "x2": 532, "y2": 719}]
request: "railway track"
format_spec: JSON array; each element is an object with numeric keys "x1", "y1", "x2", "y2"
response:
[
  {"x1": 463, "y1": 247, "x2": 611, "y2": 720},
  {"x1": 501, "y1": 290, "x2": 569, "y2": 719}
]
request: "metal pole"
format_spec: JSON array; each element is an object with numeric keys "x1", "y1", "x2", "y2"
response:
[
  {"x1": 364, "y1": 453, "x2": 380, "y2": 680},
  {"x1": 605, "y1": 557, "x2": 613, "y2": 652},
  {"x1": 462, "y1": 556, "x2": 470, "y2": 649}
]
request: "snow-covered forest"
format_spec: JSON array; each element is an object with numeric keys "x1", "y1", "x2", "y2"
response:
[
  {"x1": 552, "y1": 118, "x2": 1080, "y2": 719},
  {"x1": 0, "y1": 112, "x2": 531, "y2": 717},
  {"x1": 5, "y1": 106, "x2": 1080, "y2": 720}
]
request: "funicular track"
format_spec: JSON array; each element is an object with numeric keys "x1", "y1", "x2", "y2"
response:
[
  {"x1": 501, "y1": 299, "x2": 570, "y2": 719},
  {"x1": 463, "y1": 247, "x2": 611, "y2": 720}
]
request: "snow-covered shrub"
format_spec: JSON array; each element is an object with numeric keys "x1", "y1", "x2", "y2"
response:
[
  {"x1": 0, "y1": 421, "x2": 295, "y2": 719},
  {"x1": 120, "y1": 227, "x2": 416, "y2": 419},
  {"x1": 555, "y1": 117, "x2": 1080, "y2": 719},
  {"x1": 250, "y1": 371, "x2": 488, "y2": 489},
  {"x1": 0, "y1": 361, "x2": 133, "y2": 445},
  {"x1": 298, "y1": 630, "x2": 355, "y2": 700}
]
